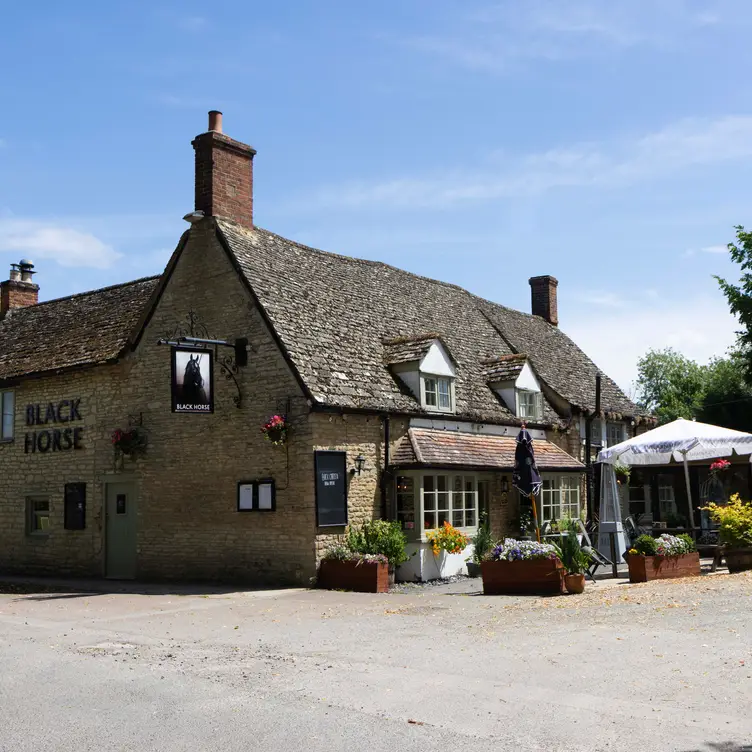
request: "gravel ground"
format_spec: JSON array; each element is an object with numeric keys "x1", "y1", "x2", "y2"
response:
[{"x1": 1, "y1": 571, "x2": 751, "y2": 751}]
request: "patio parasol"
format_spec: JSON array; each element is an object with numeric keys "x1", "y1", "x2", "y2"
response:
[{"x1": 513, "y1": 425, "x2": 543, "y2": 542}]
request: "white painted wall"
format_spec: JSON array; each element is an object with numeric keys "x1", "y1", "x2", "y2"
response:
[
  {"x1": 397, "y1": 542, "x2": 475, "y2": 582},
  {"x1": 419, "y1": 341, "x2": 456, "y2": 377},
  {"x1": 497, "y1": 385, "x2": 516, "y2": 414},
  {"x1": 409, "y1": 417, "x2": 547, "y2": 440},
  {"x1": 391, "y1": 362, "x2": 421, "y2": 401},
  {"x1": 515, "y1": 362, "x2": 540, "y2": 391}
]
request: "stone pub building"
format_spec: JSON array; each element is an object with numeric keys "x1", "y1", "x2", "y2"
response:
[{"x1": 0, "y1": 112, "x2": 648, "y2": 584}]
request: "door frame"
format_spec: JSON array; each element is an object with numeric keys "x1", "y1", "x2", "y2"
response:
[{"x1": 102, "y1": 475, "x2": 139, "y2": 579}]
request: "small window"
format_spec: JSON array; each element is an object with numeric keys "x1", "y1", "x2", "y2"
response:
[
  {"x1": 1, "y1": 390, "x2": 14, "y2": 440},
  {"x1": 26, "y1": 496, "x2": 50, "y2": 535},
  {"x1": 607, "y1": 422, "x2": 624, "y2": 447},
  {"x1": 540, "y1": 476, "x2": 582, "y2": 523},
  {"x1": 517, "y1": 390, "x2": 542, "y2": 422},
  {"x1": 238, "y1": 479, "x2": 276, "y2": 512},
  {"x1": 422, "y1": 376, "x2": 453, "y2": 412}
]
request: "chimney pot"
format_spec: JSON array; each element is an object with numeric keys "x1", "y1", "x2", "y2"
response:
[
  {"x1": 208, "y1": 110, "x2": 223, "y2": 133},
  {"x1": 529, "y1": 275, "x2": 559, "y2": 326},
  {"x1": 1, "y1": 259, "x2": 39, "y2": 318}
]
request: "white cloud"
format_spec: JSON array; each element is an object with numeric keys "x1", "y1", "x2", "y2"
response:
[
  {"x1": 406, "y1": 0, "x2": 739, "y2": 72},
  {"x1": 565, "y1": 293, "x2": 738, "y2": 392},
  {"x1": 306, "y1": 115, "x2": 752, "y2": 210},
  {"x1": 574, "y1": 291, "x2": 625, "y2": 308},
  {"x1": 0, "y1": 219, "x2": 121, "y2": 269},
  {"x1": 701, "y1": 244, "x2": 728, "y2": 254}
]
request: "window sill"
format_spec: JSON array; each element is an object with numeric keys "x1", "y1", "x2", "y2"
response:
[{"x1": 0, "y1": 437, "x2": 14, "y2": 444}]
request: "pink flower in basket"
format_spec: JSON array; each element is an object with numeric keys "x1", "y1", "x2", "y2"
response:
[{"x1": 261, "y1": 414, "x2": 288, "y2": 445}]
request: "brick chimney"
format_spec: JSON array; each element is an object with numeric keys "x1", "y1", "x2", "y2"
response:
[
  {"x1": 529, "y1": 275, "x2": 558, "y2": 326},
  {"x1": 191, "y1": 110, "x2": 257, "y2": 228},
  {"x1": 1, "y1": 260, "x2": 39, "y2": 318}
]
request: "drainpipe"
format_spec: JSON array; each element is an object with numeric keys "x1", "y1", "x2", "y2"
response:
[
  {"x1": 380, "y1": 415, "x2": 390, "y2": 519},
  {"x1": 585, "y1": 373, "x2": 602, "y2": 522}
]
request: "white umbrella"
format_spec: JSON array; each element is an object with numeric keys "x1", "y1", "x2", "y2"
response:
[{"x1": 598, "y1": 418, "x2": 752, "y2": 529}]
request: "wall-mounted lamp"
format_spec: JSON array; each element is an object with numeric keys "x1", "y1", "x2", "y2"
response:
[
  {"x1": 354, "y1": 454, "x2": 366, "y2": 475},
  {"x1": 501, "y1": 476, "x2": 509, "y2": 493}
]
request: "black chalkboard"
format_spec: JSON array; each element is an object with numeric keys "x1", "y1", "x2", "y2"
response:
[{"x1": 315, "y1": 451, "x2": 348, "y2": 527}]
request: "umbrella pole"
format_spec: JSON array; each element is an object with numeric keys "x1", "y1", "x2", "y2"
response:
[
  {"x1": 682, "y1": 452, "x2": 695, "y2": 531},
  {"x1": 529, "y1": 493, "x2": 541, "y2": 542}
]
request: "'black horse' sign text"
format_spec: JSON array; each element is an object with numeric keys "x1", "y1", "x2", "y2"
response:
[{"x1": 171, "y1": 347, "x2": 214, "y2": 414}]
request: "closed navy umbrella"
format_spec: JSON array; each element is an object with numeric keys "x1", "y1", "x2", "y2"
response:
[{"x1": 512, "y1": 425, "x2": 542, "y2": 541}]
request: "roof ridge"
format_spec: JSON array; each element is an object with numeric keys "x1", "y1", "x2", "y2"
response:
[
  {"x1": 481, "y1": 353, "x2": 528, "y2": 365},
  {"x1": 7, "y1": 275, "x2": 161, "y2": 312}
]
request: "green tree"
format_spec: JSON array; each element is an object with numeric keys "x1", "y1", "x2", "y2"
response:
[
  {"x1": 697, "y1": 354, "x2": 752, "y2": 431},
  {"x1": 635, "y1": 348, "x2": 707, "y2": 424},
  {"x1": 716, "y1": 225, "x2": 752, "y2": 382}
]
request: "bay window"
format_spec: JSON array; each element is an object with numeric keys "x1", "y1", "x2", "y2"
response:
[
  {"x1": 394, "y1": 472, "x2": 480, "y2": 536},
  {"x1": 540, "y1": 476, "x2": 582, "y2": 523}
]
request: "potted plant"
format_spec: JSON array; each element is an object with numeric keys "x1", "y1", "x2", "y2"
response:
[
  {"x1": 111, "y1": 426, "x2": 147, "y2": 469},
  {"x1": 558, "y1": 521, "x2": 591, "y2": 594},
  {"x1": 261, "y1": 414, "x2": 287, "y2": 445},
  {"x1": 467, "y1": 512, "x2": 492, "y2": 577},
  {"x1": 318, "y1": 520, "x2": 408, "y2": 592},
  {"x1": 481, "y1": 538, "x2": 564, "y2": 595},
  {"x1": 625, "y1": 533, "x2": 700, "y2": 582},
  {"x1": 318, "y1": 545, "x2": 390, "y2": 593},
  {"x1": 614, "y1": 462, "x2": 631, "y2": 486},
  {"x1": 702, "y1": 493, "x2": 752, "y2": 573},
  {"x1": 345, "y1": 520, "x2": 408, "y2": 585},
  {"x1": 426, "y1": 521, "x2": 469, "y2": 575}
]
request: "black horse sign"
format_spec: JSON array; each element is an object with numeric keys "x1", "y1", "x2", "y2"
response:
[{"x1": 171, "y1": 347, "x2": 214, "y2": 413}]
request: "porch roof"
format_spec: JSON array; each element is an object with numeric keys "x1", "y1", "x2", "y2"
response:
[{"x1": 391, "y1": 427, "x2": 585, "y2": 472}]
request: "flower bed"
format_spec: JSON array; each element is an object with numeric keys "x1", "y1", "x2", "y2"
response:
[
  {"x1": 625, "y1": 534, "x2": 701, "y2": 583},
  {"x1": 481, "y1": 539, "x2": 564, "y2": 595},
  {"x1": 317, "y1": 556, "x2": 390, "y2": 593},
  {"x1": 702, "y1": 494, "x2": 752, "y2": 573}
]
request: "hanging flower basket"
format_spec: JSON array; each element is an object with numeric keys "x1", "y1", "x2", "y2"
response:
[
  {"x1": 111, "y1": 427, "x2": 147, "y2": 469},
  {"x1": 261, "y1": 414, "x2": 288, "y2": 446}
]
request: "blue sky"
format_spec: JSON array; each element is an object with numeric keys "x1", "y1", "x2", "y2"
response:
[{"x1": 2, "y1": 0, "x2": 751, "y2": 391}]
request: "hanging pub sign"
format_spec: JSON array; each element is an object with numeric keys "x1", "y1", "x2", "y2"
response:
[
  {"x1": 171, "y1": 347, "x2": 214, "y2": 414},
  {"x1": 314, "y1": 450, "x2": 348, "y2": 527}
]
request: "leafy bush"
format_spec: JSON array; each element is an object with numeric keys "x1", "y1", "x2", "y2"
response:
[
  {"x1": 630, "y1": 533, "x2": 696, "y2": 557},
  {"x1": 490, "y1": 538, "x2": 561, "y2": 562},
  {"x1": 470, "y1": 512, "x2": 493, "y2": 564},
  {"x1": 702, "y1": 494, "x2": 752, "y2": 549},
  {"x1": 322, "y1": 544, "x2": 388, "y2": 566},
  {"x1": 631, "y1": 534, "x2": 658, "y2": 556},
  {"x1": 426, "y1": 521, "x2": 469, "y2": 556},
  {"x1": 558, "y1": 519, "x2": 591, "y2": 574},
  {"x1": 345, "y1": 520, "x2": 408, "y2": 566}
]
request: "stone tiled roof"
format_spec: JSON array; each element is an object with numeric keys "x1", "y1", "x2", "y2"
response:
[
  {"x1": 482, "y1": 353, "x2": 528, "y2": 383},
  {"x1": 219, "y1": 219, "x2": 644, "y2": 423},
  {"x1": 382, "y1": 334, "x2": 441, "y2": 366},
  {"x1": 0, "y1": 277, "x2": 160, "y2": 382},
  {"x1": 391, "y1": 428, "x2": 585, "y2": 471}
]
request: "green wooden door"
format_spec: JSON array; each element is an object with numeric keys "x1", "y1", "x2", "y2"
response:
[{"x1": 105, "y1": 482, "x2": 137, "y2": 579}]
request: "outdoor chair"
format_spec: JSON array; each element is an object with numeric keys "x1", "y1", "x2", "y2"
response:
[{"x1": 576, "y1": 519, "x2": 614, "y2": 582}]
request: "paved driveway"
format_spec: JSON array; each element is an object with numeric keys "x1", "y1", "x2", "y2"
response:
[{"x1": 1, "y1": 573, "x2": 751, "y2": 752}]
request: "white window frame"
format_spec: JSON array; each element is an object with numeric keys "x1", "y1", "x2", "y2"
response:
[
  {"x1": 421, "y1": 374, "x2": 454, "y2": 413},
  {"x1": 539, "y1": 475, "x2": 583, "y2": 523},
  {"x1": 517, "y1": 389, "x2": 543, "y2": 422},
  {"x1": 606, "y1": 421, "x2": 625, "y2": 448},
  {"x1": 1, "y1": 390, "x2": 14, "y2": 441}
]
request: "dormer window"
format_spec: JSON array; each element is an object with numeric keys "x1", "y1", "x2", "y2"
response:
[
  {"x1": 423, "y1": 375, "x2": 453, "y2": 412},
  {"x1": 517, "y1": 389, "x2": 542, "y2": 422}
]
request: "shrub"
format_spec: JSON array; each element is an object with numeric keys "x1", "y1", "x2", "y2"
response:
[
  {"x1": 702, "y1": 494, "x2": 752, "y2": 549},
  {"x1": 426, "y1": 521, "x2": 469, "y2": 556},
  {"x1": 344, "y1": 520, "x2": 408, "y2": 567},
  {"x1": 558, "y1": 519, "x2": 591, "y2": 574},
  {"x1": 322, "y1": 544, "x2": 387, "y2": 566},
  {"x1": 490, "y1": 538, "x2": 561, "y2": 562},
  {"x1": 470, "y1": 512, "x2": 493, "y2": 564},
  {"x1": 632, "y1": 534, "x2": 658, "y2": 556}
]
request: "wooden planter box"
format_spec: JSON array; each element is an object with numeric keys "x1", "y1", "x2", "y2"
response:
[
  {"x1": 481, "y1": 558, "x2": 565, "y2": 595},
  {"x1": 725, "y1": 548, "x2": 752, "y2": 573},
  {"x1": 317, "y1": 559, "x2": 390, "y2": 593},
  {"x1": 626, "y1": 552, "x2": 701, "y2": 583}
]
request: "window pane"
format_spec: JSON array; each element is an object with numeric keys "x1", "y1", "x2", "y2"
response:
[
  {"x1": 438, "y1": 379, "x2": 451, "y2": 409},
  {"x1": 437, "y1": 492, "x2": 449, "y2": 510},
  {"x1": 1, "y1": 391, "x2": 13, "y2": 439},
  {"x1": 437, "y1": 475, "x2": 448, "y2": 492},
  {"x1": 424, "y1": 476, "x2": 435, "y2": 492},
  {"x1": 423, "y1": 491, "x2": 436, "y2": 511},
  {"x1": 437, "y1": 509, "x2": 450, "y2": 527},
  {"x1": 424, "y1": 512, "x2": 436, "y2": 529},
  {"x1": 453, "y1": 476, "x2": 462, "y2": 493},
  {"x1": 424, "y1": 378, "x2": 437, "y2": 406},
  {"x1": 452, "y1": 510, "x2": 464, "y2": 527}
]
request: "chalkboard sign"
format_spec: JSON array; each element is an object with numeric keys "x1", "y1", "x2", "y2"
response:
[
  {"x1": 64, "y1": 482, "x2": 86, "y2": 530},
  {"x1": 315, "y1": 451, "x2": 348, "y2": 527}
]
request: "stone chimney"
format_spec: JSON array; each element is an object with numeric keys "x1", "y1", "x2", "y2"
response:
[
  {"x1": 191, "y1": 110, "x2": 257, "y2": 228},
  {"x1": 1, "y1": 260, "x2": 39, "y2": 318},
  {"x1": 529, "y1": 275, "x2": 558, "y2": 326}
]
